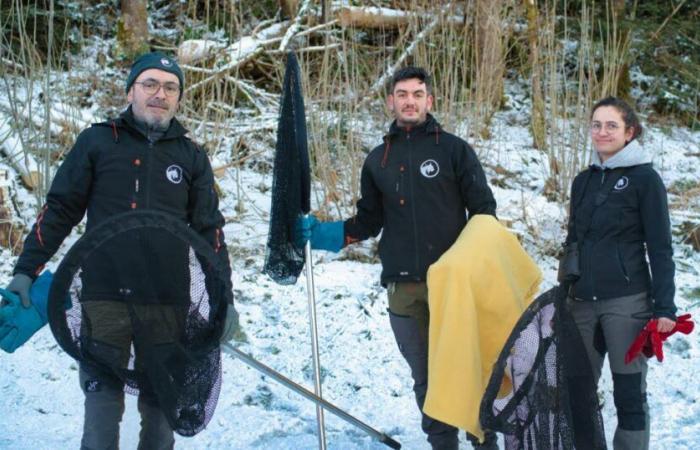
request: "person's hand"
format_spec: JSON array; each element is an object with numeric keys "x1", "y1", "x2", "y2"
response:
[
  {"x1": 6, "y1": 274, "x2": 33, "y2": 308},
  {"x1": 293, "y1": 215, "x2": 315, "y2": 249},
  {"x1": 220, "y1": 305, "x2": 240, "y2": 344},
  {"x1": 0, "y1": 290, "x2": 45, "y2": 353},
  {"x1": 293, "y1": 215, "x2": 344, "y2": 253},
  {"x1": 656, "y1": 317, "x2": 676, "y2": 333}
]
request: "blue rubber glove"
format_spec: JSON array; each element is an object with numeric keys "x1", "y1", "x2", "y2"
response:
[
  {"x1": 0, "y1": 271, "x2": 53, "y2": 353},
  {"x1": 293, "y1": 215, "x2": 344, "y2": 253}
]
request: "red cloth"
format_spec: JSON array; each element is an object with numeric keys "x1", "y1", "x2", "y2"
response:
[{"x1": 625, "y1": 314, "x2": 694, "y2": 364}]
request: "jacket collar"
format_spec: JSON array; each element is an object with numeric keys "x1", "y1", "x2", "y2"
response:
[
  {"x1": 590, "y1": 139, "x2": 652, "y2": 170},
  {"x1": 386, "y1": 113, "x2": 442, "y2": 138}
]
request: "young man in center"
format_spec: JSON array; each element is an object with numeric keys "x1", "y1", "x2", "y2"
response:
[{"x1": 297, "y1": 67, "x2": 498, "y2": 449}]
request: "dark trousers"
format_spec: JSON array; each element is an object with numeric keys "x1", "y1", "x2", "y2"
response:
[
  {"x1": 79, "y1": 301, "x2": 177, "y2": 450},
  {"x1": 568, "y1": 292, "x2": 651, "y2": 450},
  {"x1": 79, "y1": 367, "x2": 175, "y2": 450},
  {"x1": 388, "y1": 282, "x2": 496, "y2": 449}
]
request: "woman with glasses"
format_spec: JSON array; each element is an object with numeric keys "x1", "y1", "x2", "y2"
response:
[{"x1": 563, "y1": 97, "x2": 676, "y2": 449}]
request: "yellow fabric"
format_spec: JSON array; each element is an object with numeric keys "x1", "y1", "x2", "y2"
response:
[{"x1": 423, "y1": 214, "x2": 542, "y2": 441}]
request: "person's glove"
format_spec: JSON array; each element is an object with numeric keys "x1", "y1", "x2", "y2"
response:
[
  {"x1": 625, "y1": 314, "x2": 694, "y2": 363},
  {"x1": 6, "y1": 273, "x2": 33, "y2": 308},
  {"x1": 219, "y1": 304, "x2": 240, "y2": 344},
  {"x1": 0, "y1": 271, "x2": 53, "y2": 353},
  {"x1": 293, "y1": 215, "x2": 344, "y2": 253}
]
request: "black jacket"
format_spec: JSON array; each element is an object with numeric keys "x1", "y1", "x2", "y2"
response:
[
  {"x1": 566, "y1": 142, "x2": 675, "y2": 319},
  {"x1": 14, "y1": 108, "x2": 232, "y2": 303},
  {"x1": 344, "y1": 115, "x2": 496, "y2": 284}
]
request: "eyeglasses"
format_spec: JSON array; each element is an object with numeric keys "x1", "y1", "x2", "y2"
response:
[
  {"x1": 133, "y1": 79, "x2": 180, "y2": 97},
  {"x1": 590, "y1": 122, "x2": 622, "y2": 133}
]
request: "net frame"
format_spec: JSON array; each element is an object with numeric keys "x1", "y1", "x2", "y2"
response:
[
  {"x1": 47, "y1": 210, "x2": 231, "y2": 436},
  {"x1": 479, "y1": 287, "x2": 607, "y2": 450}
]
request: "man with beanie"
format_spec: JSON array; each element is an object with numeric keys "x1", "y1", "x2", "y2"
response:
[
  {"x1": 295, "y1": 67, "x2": 498, "y2": 449},
  {"x1": 4, "y1": 51, "x2": 239, "y2": 449}
]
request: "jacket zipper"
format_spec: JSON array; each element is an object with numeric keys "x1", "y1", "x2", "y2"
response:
[
  {"x1": 591, "y1": 169, "x2": 607, "y2": 300},
  {"x1": 617, "y1": 245, "x2": 631, "y2": 284},
  {"x1": 146, "y1": 140, "x2": 154, "y2": 208},
  {"x1": 406, "y1": 132, "x2": 420, "y2": 277}
]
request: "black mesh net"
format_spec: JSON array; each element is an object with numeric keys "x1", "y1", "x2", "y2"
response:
[
  {"x1": 47, "y1": 210, "x2": 230, "y2": 437},
  {"x1": 262, "y1": 52, "x2": 311, "y2": 285},
  {"x1": 479, "y1": 287, "x2": 607, "y2": 450}
]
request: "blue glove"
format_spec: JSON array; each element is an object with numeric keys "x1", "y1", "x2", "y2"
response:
[
  {"x1": 293, "y1": 215, "x2": 344, "y2": 253},
  {"x1": 0, "y1": 271, "x2": 53, "y2": 353}
]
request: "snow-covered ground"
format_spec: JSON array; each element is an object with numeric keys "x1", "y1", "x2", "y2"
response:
[{"x1": 1, "y1": 83, "x2": 699, "y2": 449}]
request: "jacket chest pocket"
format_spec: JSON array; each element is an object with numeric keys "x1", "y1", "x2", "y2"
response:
[
  {"x1": 585, "y1": 187, "x2": 639, "y2": 239},
  {"x1": 376, "y1": 161, "x2": 408, "y2": 203},
  {"x1": 92, "y1": 153, "x2": 136, "y2": 203}
]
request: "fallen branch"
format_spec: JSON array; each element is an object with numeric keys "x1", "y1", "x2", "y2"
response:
[
  {"x1": 177, "y1": 40, "x2": 227, "y2": 65},
  {"x1": 225, "y1": 76, "x2": 279, "y2": 113},
  {"x1": 278, "y1": 0, "x2": 314, "y2": 51},
  {"x1": 268, "y1": 42, "x2": 341, "y2": 55},
  {"x1": 357, "y1": 11, "x2": 444, "y2": 107},
  {"x1": 212, "y1": 148, "x2": 268, "y2": 178},
  {"x1": 651, "y1": 0, "x2": 689, "y2": 41},
  {"x1": 335, "y1": 5, "x2": 463, "y2": 29},
  {"x1": 184, "y1": 23, "x2": 288, "y2": 94}
]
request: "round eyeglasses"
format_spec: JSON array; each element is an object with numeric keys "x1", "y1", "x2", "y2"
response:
[
  {"x1": 590, "y1": 122, "x2": 622, "y2": 133},
  {"x1": 133, "y1": 79, "x2": 181, "y2": 97}
]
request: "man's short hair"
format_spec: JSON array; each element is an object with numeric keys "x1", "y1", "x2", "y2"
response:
[{"x1": 389, "y1": 66, "x2": 433, "y2": 95}]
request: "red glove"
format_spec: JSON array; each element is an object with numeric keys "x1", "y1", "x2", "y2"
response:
[{"x1": 625, "y1": 314, "x2": 695, "y2": 364}]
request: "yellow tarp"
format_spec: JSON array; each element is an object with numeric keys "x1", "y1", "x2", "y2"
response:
[{"x1": 423, "y1": 214, "x2": 542, "y2": 441}]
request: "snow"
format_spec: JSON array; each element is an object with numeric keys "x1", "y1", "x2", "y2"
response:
[{"x1": 1, "y1": 77, "x2": 700, "y2": 450}]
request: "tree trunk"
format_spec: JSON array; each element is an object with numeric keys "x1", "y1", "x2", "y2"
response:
[
  {"x1": 611, "y1": 0, "x2": 631, "y2": 101},
  {"x1": 280, "y1": 0, "x2": 299, "y2": 20},
  {"x1": 525, "y1": 0, "x2": 546, "y2": 149},
  {"x1": 472, "y1": 0, "x2": 507, "y2": 137},
  {"x1": 118, "y1": 0, "x2": 149, "y2": 60}
]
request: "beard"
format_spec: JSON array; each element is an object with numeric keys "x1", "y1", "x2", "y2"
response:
[
  {"x1": 133, "y1": 100, "x2": 174, "y2": 131},
  {"x1": 396, "y1": 109, "x2": 426, "y2": 127},
  {"x1": 142, "y1": 114, "x2": 171, "y2": 130}
]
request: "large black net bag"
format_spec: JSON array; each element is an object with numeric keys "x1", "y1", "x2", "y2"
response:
[
  {"x1": 480, "y1": 286, "x2": 606, "y2": 450},
  {"x1": 262, "y1": 52, "x2": 311, "y2": 285},
  {"x1": 47, "y1": 210, "x2": 231, "y2": 436}
]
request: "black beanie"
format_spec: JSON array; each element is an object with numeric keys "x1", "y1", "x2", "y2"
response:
[{"x1": 125, "y1": 52, "x2": 184, "y2": 98}]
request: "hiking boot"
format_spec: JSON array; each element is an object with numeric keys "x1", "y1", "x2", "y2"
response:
[{"x1": 431, "y1": 441, "x2": 459, "y2": 450}]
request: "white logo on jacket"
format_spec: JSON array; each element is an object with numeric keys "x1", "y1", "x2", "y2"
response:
[
  {"x1": 614, "y1": 176, "x2": 629, "y2": 190},
  {"x1": 166, "y1": 165, "x2": 183, "y2": 184},
  {"x1": 420, "y1": 159, "x2": 439, "y2": 178}
]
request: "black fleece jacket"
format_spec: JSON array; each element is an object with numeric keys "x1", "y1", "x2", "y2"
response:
[
  {"x1": 344, "y1": 115, "x2": 496, "y2": 284},
  {"x1": 566, "y1": 142, "x2": 676, "y2": 319},
  {"x1": 14, "y1": 108, "x2": 232, "y2": 303}
]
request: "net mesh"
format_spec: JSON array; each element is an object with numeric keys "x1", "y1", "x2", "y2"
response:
[
  {"x1": 47, "y1": 210, "x2": 230, "y2": 437},
  {"x1": 480, "y1": 287, "x2": 607, "y2": 450},
  {"x1": 262, "y1": 52, "x2": 311, "y2": 285}
]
